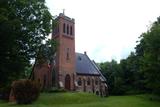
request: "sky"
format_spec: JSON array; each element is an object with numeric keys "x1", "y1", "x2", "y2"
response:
[{"x1": 45, "y1": 0, "x2": 160, "y2": 63}]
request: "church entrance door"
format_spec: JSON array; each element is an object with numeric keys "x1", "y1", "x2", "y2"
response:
[{"x1": 65, "y1": 74, "x2": 71, "y2": 90}]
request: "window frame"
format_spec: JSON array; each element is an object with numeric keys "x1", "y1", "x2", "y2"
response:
[{"x1": 78, "y1": 77, "x2": 82, "y2": 86}]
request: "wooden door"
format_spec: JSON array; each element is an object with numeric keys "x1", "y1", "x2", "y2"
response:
[{"x1": 65, "y1": 74, "x2": 71, "y2": 90}]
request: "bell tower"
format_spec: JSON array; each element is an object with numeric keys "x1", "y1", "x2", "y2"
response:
[{"x1": 52, "y1": 13, "x2": 76, "y2": 90}]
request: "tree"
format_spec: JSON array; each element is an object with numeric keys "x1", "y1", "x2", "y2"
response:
[
  {"x1": 100, "y1": 60, "x2": 126, "y2": 95},
  {"x1": 100, "y1": 17, "x2": 160, "y2": 95},
  {"x1": 138, "y1": 17, "x2": 160, "y2": 95},
  {"x1": 100, "y1": 53, "x2": 146, "y2": 95},
  {"x1": 0, "y1": 0, "x2": 54, "y2": 89}
]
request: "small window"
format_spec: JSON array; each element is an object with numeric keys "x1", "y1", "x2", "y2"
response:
[
  {"x1": 95, "y1": 78, "x2": 98, "y2": 85},
  {"x1": 67, "y1": 53, "x2": 69, "y2": 60},
  {"x1": 38, "y1": 78, "x2": 40, "y2": 83},
  {"x1": 67, "y1": 24, "x2": 69, "y2": 35},
  {"x1": 53, "y1": 25, "x2": 59, "y2": 35},
  {"x1": 92, "y1": 79, "x2": 94, "y2": 85},
  {"x1": 57, "y1": 25, "x2": 59, "y2": 33},
  {"x1": 87, "y1": 78, "x2": 90, "y2": 85},
  {"x1": 38, "y1": 78, "x2": 41, "y2": 87},
  {"x1": 63, "y1": 23, "x2": 66, "y2": 33},
  {"x1": 78, "y1": 56, "x2": 82, "y2": 60},
  {"x1": 78, "y1": 78, "x2": 82, "y2": 86},
  {"x1": 43, "y1": 75, "x2": 47, "y2": 88},
  {"x1": 66, "y1": 48, "x2": 70, "y2": 60},
  {"x1": 70, "y1": 26, "x2": 72, "y2": 35}
]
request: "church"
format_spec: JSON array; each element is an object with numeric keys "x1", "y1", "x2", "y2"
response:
[{"x1": 33, "y1": 13, "x2": 108, "y2": 96}]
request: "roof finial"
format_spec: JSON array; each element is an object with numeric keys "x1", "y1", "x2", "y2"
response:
[{"x1": 63, "y1": 9, "x2": 65, "y2": 15}]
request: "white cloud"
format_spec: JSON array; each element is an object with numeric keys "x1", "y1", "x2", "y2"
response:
[{"x1": 46, "y1": 0, "x2": 160, "y2": 62}]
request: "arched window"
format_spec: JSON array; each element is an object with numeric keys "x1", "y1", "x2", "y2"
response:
[
  {"x1": 57, "y1": 25, "x2": 59, "y2": 33},
  {"x1": 87, "y1": 77, "x2": 90, "y2": 85},
  {"x1": 95, "y1": 78, "x2": 98, "y2": 85},
  {"x1": 92, "y1": 79, "x2": 95, "y2": 93},
  {"x1": 66, "y1": 48, "x2": 70, "y2": 60},
  {"x1": 63, "y1": 23, "x2": 66, "y2": 33},
  {"x1": 43, "y1": 75, "x2": 46, "y2": 89},
  {"x1": 67, "y1": 24, "x2": 69, "y2": 34},
  {"x1": 53, "y1": 25, "x2": 59, "y2": 35},
  {"x1": 52, "y1": 69, "x2": 56, "y2": 87},
  {"x1": 38, "y1": 78, "x2": 40, "y2": 83},
  {"x1": 70, "y1": 26, "x2": 72, "y2": 35},
  {"x1": 78, "y1": 78, "x2": 82, "y2": 86}
]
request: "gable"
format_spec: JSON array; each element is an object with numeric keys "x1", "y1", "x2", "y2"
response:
[{"x1": 75, "y1": 53, "x2": 100, "y2": 75}]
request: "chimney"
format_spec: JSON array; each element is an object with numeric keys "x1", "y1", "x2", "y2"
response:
[{"x1": 84, "y1": 51, "x2": 87, "y2": 55}]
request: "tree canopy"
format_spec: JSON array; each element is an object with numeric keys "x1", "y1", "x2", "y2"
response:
[
  {"x1": 100, "y1": 17, "x2": 160, "y2": 95},
  {"x1": 0, "y1": 0, "x2": 54, "y2": 88},
  {"x1": 137, "y1": 17, "x2": 160, "y2": 95}
]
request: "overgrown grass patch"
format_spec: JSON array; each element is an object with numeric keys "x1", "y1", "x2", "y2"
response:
[
  {"x1": 0, "y1": 92, "x2": 160, "y2": 107},
  {"x1": 37, "y1": 92, "x2": 102, "y2": 105}
]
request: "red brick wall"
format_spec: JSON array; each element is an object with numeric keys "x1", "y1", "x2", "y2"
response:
[
  {"x1": 53, "y1": 14, "x2": 76, "y2": 90},
  {"x1": 33, "y1": 63, "x2": 52, "y2": 89},
  {"x1": 76, "y1": 75, "x2": 108, "y2": 96}
]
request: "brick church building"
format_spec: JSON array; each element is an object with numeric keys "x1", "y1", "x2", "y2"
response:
[{"x1": 33, "y1": 13, "x2": 108, "y2": 96}]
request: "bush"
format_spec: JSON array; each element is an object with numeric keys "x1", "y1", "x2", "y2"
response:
[
  {"x1": 0, "y1": 86, "x2": 11, "y2": 100},
  {"x1": 12, "y1": 79, "x2": 40, "y2": 104}
]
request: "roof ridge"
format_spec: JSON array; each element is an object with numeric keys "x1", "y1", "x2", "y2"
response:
[{"x1": 91, "y1": 60, "x2": 106, "y2": 81}]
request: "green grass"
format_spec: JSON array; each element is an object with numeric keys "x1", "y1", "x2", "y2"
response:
[{"x1": 0, "y1": 92, "x2": 160, "y2": 107}]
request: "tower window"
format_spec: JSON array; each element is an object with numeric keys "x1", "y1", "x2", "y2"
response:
[
  {"x1": 53, "y1": 25, "x2": 59, "y2": 35},
  {"x1": 63, "y1": 23, "x2": 66, "y2": 33},
  {"x1": 67, "y1": 24, "x2": 69, "y2": 35},
  {"x1": 66, "y1": 48, "x2": 70, "y2": 60},
  {"x1": 70, "y1": 26, "x2": 72, "y2": 35}
]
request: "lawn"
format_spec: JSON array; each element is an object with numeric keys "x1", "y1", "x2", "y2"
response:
[{"x1": 0, "y1": 92, "x2": 160, "y2": 107}]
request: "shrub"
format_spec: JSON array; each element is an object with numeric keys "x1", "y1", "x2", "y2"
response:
[
  {"x1": 0, "y1": 86, "x2": 11, "y2": 100},
  {"x1": 12, "y1": 79, "x2": 40, "y2": 104}
]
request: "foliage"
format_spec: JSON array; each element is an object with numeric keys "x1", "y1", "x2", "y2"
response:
[
  {"x1": 100, "y1": 17, "x2": 160, "y2": 96},
  {"x1": 0, "y1": 0, "x2": 54, "y2": 88},
  {"x1": 100, "y1": 52, "x2": 146, "y2": 95},
  {"x1": 36, "y1": 39, "x2": 58, "y2": 65},
  {"x1": 29, "y1": 39, "x2": 58, "y2": 80},
  {"x1": 100, "y1": 60, "x2": 126, "y2": 95},
  {"x1": 12, "y1": 79, "x2": 40, "y2": 104},
  {"x1": 136, "y1": 17, "x2": 160, "y2": 95},
  {"x1": 0, "y1": 86, "x2": 11, "y2": 100},
  {"x1": 24, "y1": 65, "x2": 32, "y2": 78}
]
